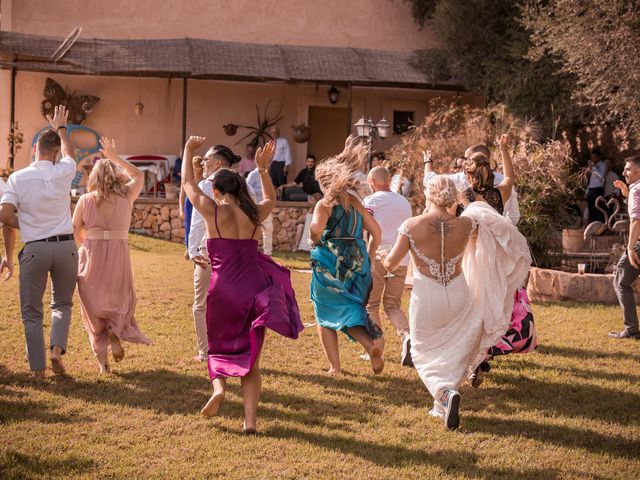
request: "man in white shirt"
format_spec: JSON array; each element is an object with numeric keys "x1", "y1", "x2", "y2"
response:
[
  {"x1": 247, "y1": 166, "x2": 273, "y2": 255},
  {"x1": 268, "y1": 127, "x2": 292, "y2": 187},
  {"x1": 187, "y1": 144, "x2": 239, "y2": 361},
  {"x1": 422, "y1": 145, "x2": 521, "y2": 226},
  {"x1": 364, "y1": 167, "x2": 413, "y2": 366},
  {"x1": 0, "y1": 106, "x2": 78, "y2": 377}
]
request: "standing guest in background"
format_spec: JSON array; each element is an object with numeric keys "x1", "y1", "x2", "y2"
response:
[
  {"x1": 586, "y1": 149, "x2": 608, "y2": 223},
  {"x1": 181, "y1": 136, "x2": 303, "y2": 434},
  {"x1": 188, "y1": 145, "x2": 240, "y2": 362},
  {"x1": 277, "y1": 154, "x2": 322, "y2": 201},
  {"x1": 310, "y1": 136, "x2": 384, "y2": 375},
  {"x1": 236, "y1": 142, "x2": 257, "y2": 178},
  {"x1": 268, "y1": 127, "x2": 292, "y2": 187},
  {"x1": 73, "y1": 137, "x2": 151, "y2": 373},
  {"x1": 364, "y1": 166, "x2": 413, "y2": 366},
  {"x1": 611, "y1": 155, "x2": 640, "y2": 340},
  {"x1": 368, "y1": 151, "x2": 385, "y2": 172},
  {"x1": 0, "y1": 106, "x2": 78, "y2": 378},
  {"x1": 247, "y1": 164, "x2": 274, "y2": 255},
  {"x1": 179, "y1": 155, "x2": 203, "y2": 258}
]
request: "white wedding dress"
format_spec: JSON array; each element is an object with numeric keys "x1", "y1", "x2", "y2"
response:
[{"x1": 404, "y1": 202, "x2": 531, "y2": 411}]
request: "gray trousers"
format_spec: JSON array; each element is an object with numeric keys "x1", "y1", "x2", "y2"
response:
[
  {"x1": 19, "y1": 239, "x2": 78, "y2": 371},
  {"x1": 614, "y1": 243, "x2": 640, "y2": 335}
]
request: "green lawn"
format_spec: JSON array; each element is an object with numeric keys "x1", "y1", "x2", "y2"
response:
[{"x1": 1, "y1": 235, "x2": 639, "y2": 479}]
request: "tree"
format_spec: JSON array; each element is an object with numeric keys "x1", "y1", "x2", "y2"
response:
[{"x1": 524, "y1": 0, "x2": 640, "y2": 140}]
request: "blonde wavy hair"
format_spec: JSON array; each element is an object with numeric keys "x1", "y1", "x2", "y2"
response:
[
  {"x1": 425, "y1": 174, "x2": 458, "y2": 208},
  {"x1": 87, "y1": 159, "x2": 130, "y2": 206},
  {"x1": 463, "y1": 152, "x2": 494, "y2": 192},
  {"x1": 314, "y1": 135, "x2": 368, "y2": 209}
]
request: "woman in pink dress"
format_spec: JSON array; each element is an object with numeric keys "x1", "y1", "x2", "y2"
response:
[
  {"x1": 181, "y1": 136, "x2": 303, "y2": 434},
  {"x1": 73, "y1": 137, "x2": 151, "y2": 373}
]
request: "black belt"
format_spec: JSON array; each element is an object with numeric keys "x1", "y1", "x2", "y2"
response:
[{"x1": 26, "y1": 234, "x2": 74, "y2": 244}]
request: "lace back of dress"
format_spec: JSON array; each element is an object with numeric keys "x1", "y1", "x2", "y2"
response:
[{"x1": 439, "y1": 220, "x2": 451, "y2": 310}]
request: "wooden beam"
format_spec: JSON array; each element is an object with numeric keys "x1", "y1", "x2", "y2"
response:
[
  {"x1": 9, "y1": 64, "x2": 16, "y2": 169},
  {"x1": 346, "y1": 82, "x2": 352, "y2": 137},
  {"x1": 181, "y1": 77, "x2": 188, "y2": 151}
]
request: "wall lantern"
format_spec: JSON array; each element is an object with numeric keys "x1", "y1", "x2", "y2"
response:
[{"x1": 328, "y1": 85, "x2": 340, "y2": 105}]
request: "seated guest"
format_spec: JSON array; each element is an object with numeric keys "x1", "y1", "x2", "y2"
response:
[{"x1": 278, "y1": 154, "x2": 322, "y2": 201}]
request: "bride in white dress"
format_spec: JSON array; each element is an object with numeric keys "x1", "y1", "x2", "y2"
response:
[{"x1": 382, "y1": 175, "x2": 530, "y2": 430}]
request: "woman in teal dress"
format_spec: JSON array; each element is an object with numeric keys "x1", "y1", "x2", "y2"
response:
[{"x1": 310, "y1": 136, "x2": 384, "y2": 375}]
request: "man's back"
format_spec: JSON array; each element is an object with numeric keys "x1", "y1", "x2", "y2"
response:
[{"x1": 364, "y1": 190, "x2": 412, "y2": 260}]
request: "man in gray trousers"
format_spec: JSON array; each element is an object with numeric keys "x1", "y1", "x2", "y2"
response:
[
  {"x1": 1, "y1": 106, "x2": 79, "y2": 377},
  {"x1": 611, "y1": 154, "x2": 640, "y2": 340}
]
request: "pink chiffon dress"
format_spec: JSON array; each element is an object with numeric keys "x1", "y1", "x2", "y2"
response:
[{"x1": 76, "y1": 193, "x2": 151, "y2": 360}]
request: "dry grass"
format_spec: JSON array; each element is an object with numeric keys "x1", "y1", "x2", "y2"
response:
[{"x1": 1, "y1": 235, "x2": 639, "y2": 479}]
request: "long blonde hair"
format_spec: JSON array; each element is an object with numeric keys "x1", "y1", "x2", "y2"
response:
[
  {"x1": 314, "y1": 135, "x2": 368, "y2": 209},
  {"x1": 87, "y1": 159, "x2": 130, "y2": 206}
]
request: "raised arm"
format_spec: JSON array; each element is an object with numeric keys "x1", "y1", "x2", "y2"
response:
[
  {"x1": 99, "y1": 137, "x2": 145, "y2": 201},
  {"x1": 255, "y1": 141, "x2": 277, "y2": 220},
  {"x1": 46, "y1": 105, "x2": 73, "y2": 159},
  {"x1": 496, "y1": 134, "x2": 514, "y2": 203},
  {"x1": 181, "y1": 136, "x2": 215, "y2": 218}
]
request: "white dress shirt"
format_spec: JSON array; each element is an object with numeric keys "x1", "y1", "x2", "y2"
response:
[
  {"x1": 273, "y1": 137, "x2": 293, "y2": 166},
  {"x1": 0, "y1": 177, "x2": 4, "y2": 226},
  {"x1": 364, "y1": 190, "x2": 413, "y2": 266},
  {"x1": 423, "y1": 168, "x2": 521, "y2": 226},
  {"x1": 1, "y1": 158, "x2": 75, "y2": 242},
  {"x1": 187, "y1": 178, "x2": 214, "y2": 259},
  {"x1": 246, "y1": 168, "x2": 264, "y2": 203}
]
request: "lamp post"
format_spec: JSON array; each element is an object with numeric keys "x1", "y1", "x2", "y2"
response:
[{"x1": 354, "y1": 116, "x2": 389, "y2": 168}]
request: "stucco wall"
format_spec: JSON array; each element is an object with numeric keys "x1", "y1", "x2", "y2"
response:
[
  {"x1": 2, "y1": 71, "x2": 481, "y2": 173},
  {"x1": 2, "y1": 0, "x2": 440, "y2": 52}
]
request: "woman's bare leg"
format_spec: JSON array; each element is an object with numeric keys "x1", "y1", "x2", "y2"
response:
[
  {"x1": 347, "y1": 326, "x2": 384, "y2": 374},
  {"x1": 316, "y1": 325, "x2": 341, "y2": 374},
  {"x1": 201, "y1": 376, "x2": 226, "y2": 417},
  {"x1": 240, "y1": 361, "x2": 261, "y2": 433}
]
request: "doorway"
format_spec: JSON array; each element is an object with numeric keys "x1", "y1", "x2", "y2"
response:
[{"x1": 307, "y1": 107, "x2": 348, "y2": 161}]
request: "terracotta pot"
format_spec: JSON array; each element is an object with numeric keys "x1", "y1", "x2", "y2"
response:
[
  {"x1": 291, "y1": 124, "x2": 311, "y2": 143},
  {"x1": 223, "y1": 124, "x2": 238, "y2": 136},
  {"x1": 562, "y1": 228, "x2": 586, "y2": 253}
]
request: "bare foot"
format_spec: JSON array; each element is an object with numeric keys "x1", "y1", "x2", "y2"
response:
[
  {"x1": 200, "y1": 390, "x2": 225, "y2": 417},
  {"x1": 369, "y1": 346, "x2": 384, "y2": 374},
  {"x1": 32, "y1": 370, "x2": 46, "y2": 379},
  {"x1": 243, "y1": 419, "x2": 257, "y2": 435},
  {"x1": 98, "y1": 362, "x2": 111, "y2": 374},
  {"x1": 326, "y1": 367, "x2": 341, "y2": 375},
  {"x1": 193, "y1": 355, "x2": 205, "y2": 363},
  {"x1": 50, "y1": 346, "x2": 66, "y2": 375},
  {"x1": 108, "y1": 328, "x2": 125, "y2": 362}
]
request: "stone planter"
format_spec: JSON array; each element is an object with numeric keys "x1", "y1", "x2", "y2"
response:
[{"x1": 562, "y1": 228, "x2": 585, "y2": 253}]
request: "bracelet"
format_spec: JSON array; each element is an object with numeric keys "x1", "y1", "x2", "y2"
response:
[
  {"x1": 258, "y1": 168, "x2": 269, "y2": 173},
  {"x1": 424, "y1": 160, "x2": 433, "y2": 164},
  {"x1": 56, "y1": 126, "x2": 67, "y2": 132}
]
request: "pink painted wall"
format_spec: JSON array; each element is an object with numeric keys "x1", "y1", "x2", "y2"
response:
[{"x1": 4, "y1": 0, "x2": 440, "y2": 51}]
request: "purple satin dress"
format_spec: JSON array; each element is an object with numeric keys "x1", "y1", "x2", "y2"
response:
[{"x1": 205, "y1": 207, "x2": 303, "y2": 379}]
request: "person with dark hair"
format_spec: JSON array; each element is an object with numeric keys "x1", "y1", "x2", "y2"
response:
[
  {"x1": 611, "y1": 155, "x2": 640, "y2": 340},
  {"x1": 181, "y1": 136, "x2": 303, "y2": 433},
  {"x1": 587, "y1": 149, "x2": 608, "y2": 223},
  {"x1": 277, "y1": 154, "x2": 322, "y2": 201},
  {"x1": 187, "y1": 144, "x2": 240, "y2": 362},
  {"x1": 268, "y1": 126, "x2": 292, "y2": 187},
  {"x1": 72, "y1": 137, "x2": 151, "y2": 373},
  {"x1": 368, "y1": 151, "x2": 385, "y2": 171},
  {"x1": 0, "y1": 106, "x2": 78, "y2": 378}
]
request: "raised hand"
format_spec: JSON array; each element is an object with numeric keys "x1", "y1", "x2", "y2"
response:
[
  {"x1": 185, "y1": 136, "x2": 206, "y2": 153},
  {"x1": 99, "y1": 137, "x2": 119, "y2": 159},
  {"x1": 614, "y1": 179, "x2": 629, "y2": 198},
  {"x1": 499, "y1": 133, "x2": 510, "y2": 149},
  {"x1": 255, "y1": 141, "x2": 275, "y2": 170},
  {"x1": 46, "y1": 105, "x2": 69, "y2": 130}
]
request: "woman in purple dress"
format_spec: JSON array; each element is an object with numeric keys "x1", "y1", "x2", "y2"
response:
[{"x1": 181, "y1": 136, "x2": 303, "y2": 434}]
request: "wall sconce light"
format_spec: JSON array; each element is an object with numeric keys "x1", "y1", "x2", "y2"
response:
[
  {"x1": 328, "y1": 85, "x2": 339, "y2": 105},
  {"x1": 134, "y1": 102, "x2": 144, "y2": 116}
]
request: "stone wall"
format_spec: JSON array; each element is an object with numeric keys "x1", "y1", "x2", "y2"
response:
[{"x1": 70, "y1": 197, "x2": 312, "y2": 251}]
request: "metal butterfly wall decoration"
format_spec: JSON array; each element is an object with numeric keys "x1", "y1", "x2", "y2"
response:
[{"x1": 41, "y1": 77, "x2": 100, "y2": 125}]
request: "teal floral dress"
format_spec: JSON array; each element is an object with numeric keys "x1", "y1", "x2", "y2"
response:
[{"x1": 310, "y1": 204, "x2": 382, "y2": 340}]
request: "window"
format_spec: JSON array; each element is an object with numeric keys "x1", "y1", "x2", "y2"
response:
[{"x1": 393, "y1": 110, "x2": 415, "y2": 135}]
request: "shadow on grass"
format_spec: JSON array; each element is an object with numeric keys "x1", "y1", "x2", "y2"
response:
[
  {"x1": 466, "y1": 415, "x2": 640, "y2": 460},
  {"x1": 252, "y1": 425, "x2": 560, "y2": 479},
  {"x1": 538, "y1": 344, "x2": 640, "y2": 362},
  {"x1": 0, "y1": 450, "x2": 96, "y2": 479},
  {"x1": 483, "y1": 371, "x2": 640, "y2": 426}
]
